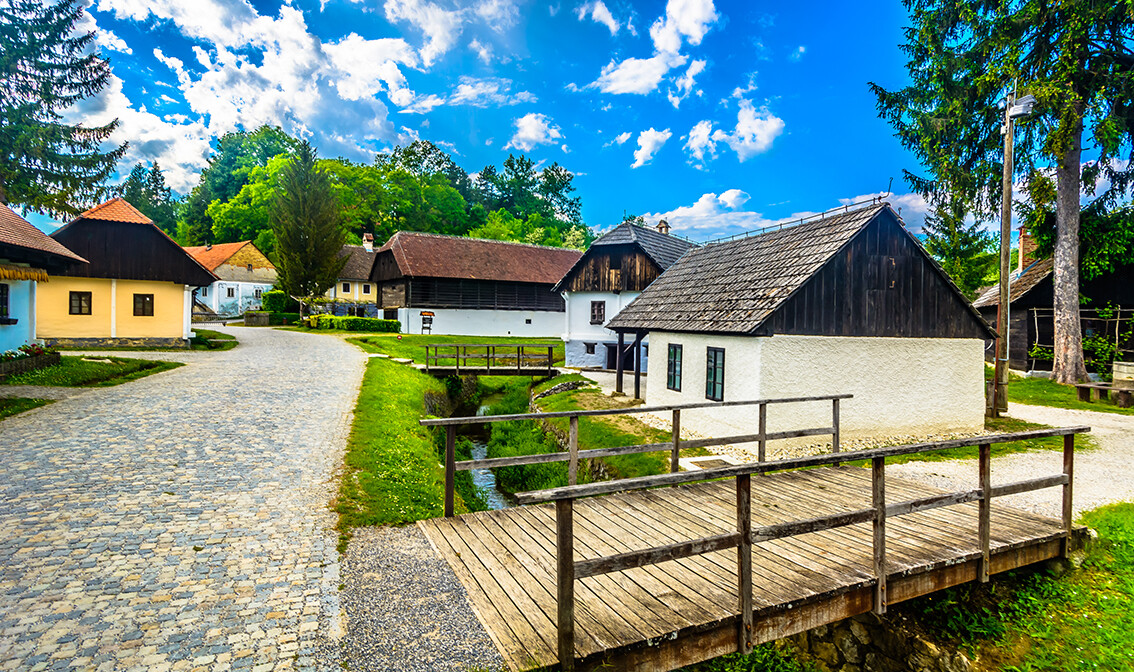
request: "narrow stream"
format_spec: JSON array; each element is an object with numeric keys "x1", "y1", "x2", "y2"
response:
[{"x1": 468, "y1": 403, "x2": 512, "y2": 510}]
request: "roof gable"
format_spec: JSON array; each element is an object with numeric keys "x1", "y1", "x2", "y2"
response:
[
  {"x1": 338, "y1": 244, "x2": 378, "y2": 280},
  {"x1": 0, "y1": 204, "x2": 87, "y2": 270},
  {"x1": 183, "y1": 241, "x2": 251, "y2": 271},
  {"x1": 972, "y1": 258, "x2": 1054, "y2": 309},
  {"x1": 553, "y1": 222, "x2": 696, "y2": 292},
  {"x1": 76, "y1": 197, "x2": 152, "y2": 224},
  {"x1": 375, "y1": 232, "x2": 582, "y2": 285}
]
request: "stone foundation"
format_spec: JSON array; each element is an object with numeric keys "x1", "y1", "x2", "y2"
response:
[
  {"x1": 48, "y1": 337, "x2": 189, "y2": 349},
  {"x1": 784, "y1": 613, "x2": 972, "y2": 672}
]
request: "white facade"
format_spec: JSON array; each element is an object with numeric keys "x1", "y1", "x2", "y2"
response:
[
  {"x1": 645, "y1": 332, "x2": 985, "y2": 448},
  {"x1": 562, "y1": 291, "x2": 648, "y2": 369},
  {"x1": 394, "y1": 307, "x2": 565, "y2": 337},
  {"x1": 197, "y1": 280, "x2": 273, "y2": 317}
]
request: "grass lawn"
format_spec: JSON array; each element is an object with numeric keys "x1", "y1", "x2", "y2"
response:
[
  {"x1": 190, "y1": 329, "x2": 238, "y2": 351},
  {"x1": 347, "y1": 333, "x2": 565, "y2": 366},
  {"x1": 1, "y1": 356, "x2": 182, "y2": 387},
  {"x1": 1006, "y1": 374, "x2": 1134, "y2": 416},
  {"x1": 0, "y1": 397, "x2": 52, "y2": 420}
]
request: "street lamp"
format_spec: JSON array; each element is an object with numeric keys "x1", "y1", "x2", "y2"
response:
[{"x1": 989, "y1": 91, "x2": 1037, "y2": 417}]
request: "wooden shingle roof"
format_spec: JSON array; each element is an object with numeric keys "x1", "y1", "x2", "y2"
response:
[
  {"x1": 338, "y1": 244, "x2": 378, "y2": 281},
  {"x1": 377, "y1": 232, "x2": 582, "y2": 284},
  {"x1": 972, "y1": 258, "x2": 1054, "y2": 309},
  {"x1": 607, "y1": 204, "x2": 888, "y2": 334}
]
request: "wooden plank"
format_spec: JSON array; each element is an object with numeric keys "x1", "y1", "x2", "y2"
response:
[
  {"x1": 757, "y1": 403, "x2": 767, "y2": 462},
  {"x1": 455, "y1": 442, "x2": 671, "y2": 471},
  {"x1": 872, "y1": 457, "x2": 886, "y2": 615},
  {"x1": 557, "y1": 500, "x2": 576, "y2": 671},
  {"x1": 737, "y1": 475, "x2": 754, "y2": 655},
  {"x1": 445, "y1": 426, "x2": 456, "y2": 517},
  {"x1": 751, "y1": 508, "x2": 876, "y2": 543},
  {"x1": 1063, "y1": 433, "x2": 1074, "y2": 558},
  {"x1": 979, "y1": 443, "x2": 991, "y2": 583},
  {"x1": 990, "y1": 475, "x2": 1068, "y2": 498},
  {"x1": 680, "y1": 426, "x2": 834, "y2": 450},
  {"x1": 568, "y1": 415, "x2": 579, "y2": 486},
  {"x1": 670, "y1": 409, "x2": 681, "y2": 474},
  {"x1": 886, "y1": 489, "x2": 983, "y2": 518},
  {"x1": 575, "y1": 532, "x2": 742, "y2": 579}
]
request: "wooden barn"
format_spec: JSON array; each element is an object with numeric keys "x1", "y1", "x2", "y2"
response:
[
  {"x1": 606, "y1": 202, "x2": 994, "y2": 443},
  {"x1": 369, "y1": 232, "x2": 582, "y2": 336},
  {"x1": 973, "y1": 226, "x2": 1134, "y2": 372},
  {"x1": 553, "y1": 219, "x2": 695, "y2": 369}
]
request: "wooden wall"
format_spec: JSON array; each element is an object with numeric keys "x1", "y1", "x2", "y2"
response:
[
  {"x1": 765, "y1": 212, "x2": 992, "y2": 339},
  {"x1": 564, "y1": 247, "x2": 661, "y2": 293}
]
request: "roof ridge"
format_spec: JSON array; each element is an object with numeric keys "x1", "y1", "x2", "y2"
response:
[{"x1": 704, "y1": 201, "x2": 889, "y2": 246}]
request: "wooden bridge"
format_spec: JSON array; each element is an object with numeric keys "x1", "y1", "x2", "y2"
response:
[
  {"x1": 419, "y1": 397, "x2": 1090, "y2": 672},
  {"x1": 423, "y1": 343, "x2": 560, "y2": 377}
]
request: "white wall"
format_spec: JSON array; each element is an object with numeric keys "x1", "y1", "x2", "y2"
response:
[
  {"x1": 562, "y1": 291, "x2": 648, "y2": 368},
  {"x1": 646, "y1": 332, "x2": 985, "y2": 449},
  {"x1": 397, "y1": 307, "x2": 565, "y2": 337}
]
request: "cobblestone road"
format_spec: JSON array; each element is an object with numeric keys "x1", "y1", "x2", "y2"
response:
[{"x1": 0, "y1": 327, "x2": 365, "y2": 671}]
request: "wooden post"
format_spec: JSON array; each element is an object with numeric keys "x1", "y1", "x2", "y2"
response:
[
  {"x1": 670, "y1": 409, "x2": 681, "y2": 474},
  {"x1": 616, "y1": 332, "x2": 625, "y2": 394},
  {"x1": 456, "y1": 346, "x2": 461, "y2": 374},
  {"x1": 517, "y1": 345, "x2": 522, "y2": 374},
  {"x1": 444, "y1": 426, "x2": 456, "y2": 518},
  {"x1": 1063, "y1": 434, "x2": 1074, "y2": 558},
  {"x1": 633, "y1": 332, "x2": 643, "y2": 400},
  {"x1": 978, "y1": 443, "x2": 991, "y2": 582},
  {"x1": 832, "y1": 398, "x2": 841, "y2": 462},
  {"x1": 548, "y1": 345, "x2": 553, "y2": 376},
  {"x1": 556, "y1": 499, "x2": 576, "y2": 671},
  {"x1": 568, "y1": 415, "x2": 579, "y2": 486},
  {"x1": 424, "y1": 345, "x2": 429, "y2": 372},
  {"x1": 757, "y1": 403, "x2": 767, "y2": 463},
  {"x1": 871, "y1": 456, "x2": 887, "y2": 614},
  {"x1": 736, "y1": 474, "x2": 753, "y2": 654},
  {"x1": 486, "y1": 345, "x2": 492, "y2": 372}
]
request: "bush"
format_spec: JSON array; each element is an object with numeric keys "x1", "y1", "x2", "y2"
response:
[
  {"x1": 268, "y1": 312, "x2": 301, "y2": 325},
  {"x1": 301, "y1": 315, "x2": 400, "y2": 332},
  {"x1": 261, "y1": 290, "x2": 297, "y2": 313}
]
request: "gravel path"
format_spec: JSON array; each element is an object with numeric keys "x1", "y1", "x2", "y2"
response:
[
  {"x1": 889, "y1": 402, "x2": 1134, "y2": 518},
  {"x1": 0, "y1": 326, "x2": 364, "y2": 671},
  {"x1": 339, "y1": 525, "x2": 504, "y2": 672}
]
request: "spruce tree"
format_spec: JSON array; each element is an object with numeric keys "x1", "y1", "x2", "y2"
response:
[
  {"x1": 0, "y1": 0, "x2": 126, "y2": 216},
  {"x1": 271, "y1": 141, "x2": 346, "y2": 307},
  {"x1": 921, "y1": 201, "x2": 996, "y2": 299}
]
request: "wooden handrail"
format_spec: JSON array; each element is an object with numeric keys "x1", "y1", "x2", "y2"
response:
[{"x1": 423, "y1": 343, "x2": 558, "y2": 373}]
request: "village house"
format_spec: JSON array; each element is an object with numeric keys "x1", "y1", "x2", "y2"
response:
[
  {"x1": 183, "y1": 240, "x2": 277, "y2": 318},
  {"x1": 0, "y1": 204, "x2": 88, "y2": 352},
  {"x1": 38, "y1": 198, "x2": 217, "y2": 348},
  {"x1": 324, "y1": 234, "x2": 379, "y2": 317},
  {"x1": 553, "y1": 219, "x2": 695, "y2": 369},
  {"x1": 973, "y1": 224, "x2": 1134, "y2": 372},
  {"x1": 606, "y1": 202, "x2": 994, "y2": 444},
  {"x1": 370, "y1": 231, "x2": 582, "y2": 336}
]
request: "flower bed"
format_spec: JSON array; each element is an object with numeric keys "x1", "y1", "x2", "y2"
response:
[{"x1": 0, "y1": 344, "x2": 61, "y2": 380}]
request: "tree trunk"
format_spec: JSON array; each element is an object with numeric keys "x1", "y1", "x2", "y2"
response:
[{"x1": 1052, "y1": 109, "x2": 1089, "y2": 384}]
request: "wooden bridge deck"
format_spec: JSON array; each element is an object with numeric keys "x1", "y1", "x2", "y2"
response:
[{"x1": 419, "y1": 466, "x2": 1080, "y2": 672}]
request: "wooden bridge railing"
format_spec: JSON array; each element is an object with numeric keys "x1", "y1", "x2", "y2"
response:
[
  {"x1": 423, "y1": 343, "x2": 558, "y2": 375},
  {"x1": 511, "y1": 425, "x2": 1090, "y2": 670},
  {"x1": 421, "y1": 393, "x2": 852, "y2": 518}
]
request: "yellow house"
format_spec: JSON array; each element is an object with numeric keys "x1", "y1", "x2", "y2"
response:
[{"x1": 37, "y1": 198, "x2": 217, "y2": 348}]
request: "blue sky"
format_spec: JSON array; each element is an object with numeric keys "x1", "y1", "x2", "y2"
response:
[{"x1": 63, "y1": 0, "x2": 940, "y2": 239}]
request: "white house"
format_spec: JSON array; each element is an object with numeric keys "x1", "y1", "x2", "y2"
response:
[
  {"x1": 607, "y1": 203, "x2": 994, "y2": 446},
  {"x1": 553, "y1": 219, "x2": 695, "y2": 370},
  {"x1": 183, "y1": 241, "x2": 277, "y2": 317}
]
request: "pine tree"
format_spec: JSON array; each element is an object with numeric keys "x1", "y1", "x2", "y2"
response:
[
  {"x1": 271, "y1": 141, "x2": 346, "y2": 306},
  {"x1": 921, "y1": 202, "x2": 996, "y2": 299},
  {"x1": 144, "y1": 162, "x2": 176, "y2": 234},
  {"x1": 0, "y1": 0, "x2": 126, "y2": 216}
]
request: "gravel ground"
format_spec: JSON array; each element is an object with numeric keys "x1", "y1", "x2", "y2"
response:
[
  {"x1": 889, "y1": 402, "x2": 1134, "y2": 518},
  {"x1": 340, "y1": 525, "x2": 504, "y2": 671}
]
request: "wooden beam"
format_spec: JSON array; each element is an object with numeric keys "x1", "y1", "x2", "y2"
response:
[
  {"x1": 679, "y1": 426, "x2": 835, "y2": 450},
  {"x1": 670, "y1": 409, "x2": 681, "y2": 474},
  {"x1": 872, "y1": 456, "x2": 887, "y2": 615},
  {"x1": 978, "y1": 443, "x2": 991, "y2": 583},
  {"x1": 832, "y1": 398, "x2": 841, "y2": 466},
  {"x1": 633, "y1": 332, "x2": 643, "y2": 400},
  {"x1": 454, "y1": 441, "x2": 673, "y2": 471},
  {"x1": 568, "y1": 415, "x2": 579, "y2": 486},
  {"x1": 757, "y1": 403, "x2": 767, "y2": 463},
  {"x1": 574, "y1": 533, "x2": 742, "y2": 579},
  {"x1": 616, "y1": 332, "x2": 624, "y2": 394},
  {"x1": 750, "y1": 508, "x2": 876, "y2": 543},
  {"x1": 885, "y1": 489, "x2": 982, "y2": 518},
  {"x1": 1063, "y1": 433, "x2": 1075, "y2": 559},
  {"x1": 444, "y1": 426, "x2": 456, "y2": 518},
  {"x1": 736, "y1": 474, "x2": 753, "y2": 655},
  {"x1": 556, "y1": 499, "x2": 575, "y2": 672},
  {"x1": 990, "y1": 474, "x2": 1068, "y2": 498}
]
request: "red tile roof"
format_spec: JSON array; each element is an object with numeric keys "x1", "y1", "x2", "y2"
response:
[
  {"x1": 378, "y1": 232, "x2": 582, "y2": 284},
  {"x1": 75, "y1": 197, "x2": 152, "y2": 224},
  {"x1": 0, "y1": 203, "x2": 87, "y2": 264},
  {"x1": 183, "y1": 241, "x2": 252, "y2": 271}
]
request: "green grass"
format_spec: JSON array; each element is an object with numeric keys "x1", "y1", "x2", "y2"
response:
[
  {"x1": 347, "y1": 333, "x2": 565, "y2": 366},
  {"x1": 0, "y1": 356, "x2": 182, "y2": 387},
  {"x1": 190, "y1": 328, "x2": 238, "y2": 351},
  {"x1": 0, "y1": 397, "x2": 52, "y2": 419},
  {"x1": 1006, "y1": 374, "x2": 1134, "y2": 416}
]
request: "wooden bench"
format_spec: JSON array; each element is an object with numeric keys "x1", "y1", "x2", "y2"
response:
[{"x1": 1075, "y1": 383, "x2": 1133, "y2": 408}]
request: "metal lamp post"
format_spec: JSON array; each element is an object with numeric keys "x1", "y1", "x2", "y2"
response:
[{"x1": 990, "y1": 92, "x2": 1037, "y2": 417}]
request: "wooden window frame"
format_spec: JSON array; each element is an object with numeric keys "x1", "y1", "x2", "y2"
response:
[
  {"x1": 69, "y1": 291, "x2": 92, "y2": 316},
  {"x1": 705, "y1": 347, "x2": 725, "y2": 401},
  {"x1": 667, "y1": 343, "x2": 682, "y2": 391},
  {"x1": 133, "y1": 293, "x2": 154, "y2": 317},
  {"x1": 0, "y1": 283, "x2": 8, "y2": 319},
  {"x1": 342, "y1": 282, "x2": 351, "y2": 293},
  {"x1": 590, "y1": 300, "x2": 606, "y2": 325},
  {"x1": 362, "y1": 283, "x2": 371, "y2": 295}
]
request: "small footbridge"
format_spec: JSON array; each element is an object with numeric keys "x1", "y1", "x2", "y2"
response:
[
  {"x1": 421, "y1": 343, "x2": 561, "y2": 377},
  {"x1": 418, "y1": 396, "x2": 1090, "y2": 672}
]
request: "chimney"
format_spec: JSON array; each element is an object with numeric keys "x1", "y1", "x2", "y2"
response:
[
  {"x1": 363, "y1": 232, "x2": 374, "y2": 252},
  {"x1": 1018, "y1": 224, "x2": 1037, "y2": 273},
  {"x1": 656, "y1": 219, "x2": 671, "y2": 235},
  {"x1": 205, "y1": 243, "x2": 212, "y2": 251}
]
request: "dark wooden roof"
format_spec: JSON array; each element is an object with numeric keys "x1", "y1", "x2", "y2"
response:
[
  {"x1": 338, "y1": 244, "x2": 378, "y2": 281},
  {"x1": 608, "y1": 204, "x2": 994, "y2": 339},
  {"x1": 0, "y1": 204, "x2": 87, "y2": 272},
  {"x1": 552, "y1": 222, "x2": 696, "y2": 292},
  {"x1": 51, "y1": 199, "x2": 217, "y2": 286},
  {"x1": 972, "y1": 258, "x2": 1054, "y2": 309},
  {"x1": 372, "y1": 232, "x2": 582, "y2": 284}
]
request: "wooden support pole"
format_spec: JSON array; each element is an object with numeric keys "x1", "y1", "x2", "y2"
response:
[
  {"x1": 556, "y1": 499, "x2": 575, "y2": 671},
  {"x1": 633, "y1": 332, "x2": 643, "y2": 400},
  {"x1": 444, "y1": 426, "x2": 456, "y2": 518},
  {"x1": 548, "y1": 345, "x2": 553, "y2": 376},
  {"x1": 757, "y1": 403, "x2": 767, "y2": 463},
  {"x1": 424, "y1": 345, "x2": 429, "y2": 371},
  {"x1": 487, "y1": 345, "x2": 492, "y2": 371},
  {"x1": 517, "y1": 345, "x2": 522, "y2": 374},
  {"x1": 978, "y1": 443, "x2": 991, "y2": 582},
  {"x1": 670, "y1": 409, "x2": 681, "y2": 474},
  {"x1": 832, "y1": 398, "x2": 841, "y2": 465},
  {"x1": 872, "y1": 456, "x2": 887, "y2": 614},
  {"x1": 736, "y1": 474, "x2": 753, "y2": 654},
  {"x1": 616, "y1": 332, "x2": 625, "y2": 394},
  {"x1": 568, "y1": 415, "x2": 579, "y2": 486},
  {"x1": 1063, "y1": 433, "x2": 1075, "y2": 558}
]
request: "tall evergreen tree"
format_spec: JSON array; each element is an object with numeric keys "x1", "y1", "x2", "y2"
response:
[
  {"x1": 0, "y1": 0, "x2": 126, "y2": 216},
  {"x1": 271, "y1": 141, "x2": 345, "y2": 306},
  {"x1": 871, "y1": 1, "x2": 1134, "y2": 383},
  {"x1": 116, "y1": 162, "x2": 176, "y2": 234},
  {"x1": 921, "y1": 201, "x2": 996, "y2": 299}
]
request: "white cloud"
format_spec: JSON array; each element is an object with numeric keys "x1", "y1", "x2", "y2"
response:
[
  {"x1": 684, "y1": 119, "x2": 716, "y2": 164},
  {"x1": 322, "y1": 33, "x2": 419, "y2": 104},
  {"x1": 790, "y1": 45, "x2": 805, "y2": 61},
  {"x1": 475, "y1": 0, "x2": 518, "y2": 28},
  {"x1": 649, "y1": 0, "x2": 718, "y2": 54},
  {"x1": 576, "y1": 0, "x2": 620, "y2": 35},
  {"x1": 593, "y1": 52, "x2": 686, "y2": 94},
  {"x1": 711, "y1": 99, "x2": 784, "y2": 160},
  {"x1": 449, "y1": 76, "x2": 536, "y2": 107},
  {"x1": 504, "y1": 113, "x2": 563, "y2": 151},
  {"x1": 469, "y1": 38, "x2": 493, "y2": 63},
  {"x1": 610, "y1": 131, "x2": 632, "y2": 146},
  {"x1": 631, "y1": 127, "x2": 672, "y2": 168},
  {"x1": 383, "y1": 0, "x2": 464, "y2": 67},
  {"x1": 718, "y1": 188, "x2": 750, "y2": 210},
  {"x1": 668, "y1": 58, "x2": 705, "y2": 107}
]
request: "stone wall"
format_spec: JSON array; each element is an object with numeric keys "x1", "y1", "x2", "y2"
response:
[
  {"x1": 783, "y1": 613, "x2": 972, "y2": 672},
  {"x1": 48, "y1": 337, "x2": 188, "y2": 349}
]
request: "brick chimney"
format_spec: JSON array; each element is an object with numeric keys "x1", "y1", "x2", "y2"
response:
[
  {"x1": 656, "y1": 219, "x2": 671, "y2": 235},
  {"x1": 363, "y1": 232, "x2": 374, "y2": 252},
  {"x1": 1018, "y1": 224, "x2": 1038, "y2": 273}
]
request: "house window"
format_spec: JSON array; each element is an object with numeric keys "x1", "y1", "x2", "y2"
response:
[
  {"x1": 363, "y1": 284, "x2": 371, "y2": 295},
  {"x1": 226, "y1": 287, "x2": 235, "y2": 298},
  {"x1": 342, "y1": 282, "x2": 350, "y2": 293},
  {"x1": 383, "y1": 309, "x2": 398, "y2": 320},
  {"x1": 525, "y1": 318, "x2": 532, "y2": 324},
  {"x1": 584, "y1": 342, "x2": 596, "y2": 355},
  {"x1": 705, "y1": 347, "x2": 725, "y2": 401},
  {"x1": 590, "y1": 301, "x2": 606, "y2": 325},
  {"x1": 667, "y1": 344, "x2": 682, "y2": 391},
  {"x1": 200, "y1": 286, "x2": 208, "y2": 297},
  {"x1": 0, "y1": 283, "x2": 8, "y2": 318},
  {"x1": 247, "y1": 263, "x2": 253, "y2": 272},
  {"x1": 254, "y1": 288, "x2": 262, "y2": 299},
  {"x1": 69, "y1": 291, "x2": 92, "y2": 315},
  {"x1": 133, "y1": 294, "x2": 154, "y2": 317}
]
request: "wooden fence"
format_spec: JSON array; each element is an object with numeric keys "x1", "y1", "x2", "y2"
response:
[{"x1": 424, "y1": 343, "x2": 558, "y2": 376}]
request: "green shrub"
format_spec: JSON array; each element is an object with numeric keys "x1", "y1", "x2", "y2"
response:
[
  {"x1": 301, "y1": 314, "x2": 400, "y2": 332},
  {"x1": 268, "y1": 312, "x2": 301, "y2": 325},
  {"x1": 261, "y1": 290, "x2": 297, "y2": 313}
]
